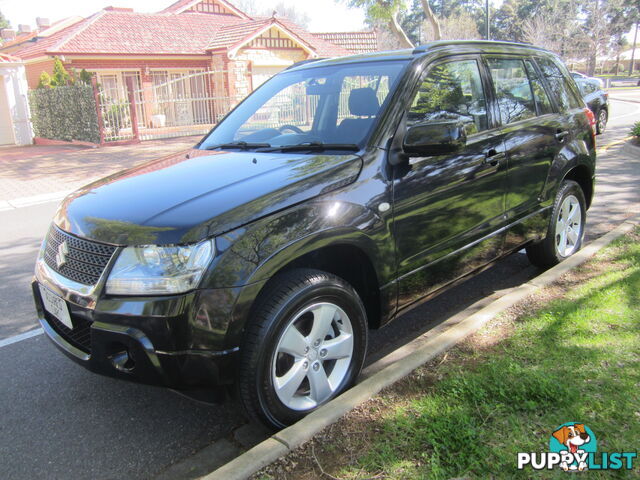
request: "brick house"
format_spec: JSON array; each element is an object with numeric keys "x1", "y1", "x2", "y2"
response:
[{"x1": 1, "y1": 0, "x2": 378, "y2": 134}]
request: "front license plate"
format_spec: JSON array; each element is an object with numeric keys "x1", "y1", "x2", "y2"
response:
[{"x1": 39, "y1": 285, "x2": 73, "y2": 329}]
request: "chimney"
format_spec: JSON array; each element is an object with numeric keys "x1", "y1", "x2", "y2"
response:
[
  {"x1": 1, "y1": 29, "x2": 16, "y2": 40},
  {"x1": 18, "y1": 24, "x2": 32, "y2": 34},
  {"x1": 36, "y1": 17, "x2": 51, "y2": 29}
]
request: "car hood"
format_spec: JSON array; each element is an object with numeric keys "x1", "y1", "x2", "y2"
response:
[{"x1": 54, "y1": 149, "x2": 363, "y2": 245}]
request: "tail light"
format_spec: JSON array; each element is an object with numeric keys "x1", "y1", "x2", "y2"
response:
[{"x1": 584, "y1": 107, "x2": 596, "y2": 138}]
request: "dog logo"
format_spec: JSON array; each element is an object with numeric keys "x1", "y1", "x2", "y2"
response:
[
  {"x1": 56, "y1": 241, "x2": 69, "y2": 269},
  {"x1": 551, "y1": 423, "x2": 594, "y2": 471},
  {"x1": 518, "y1": 422, "x2": 636, "y2": 472}
]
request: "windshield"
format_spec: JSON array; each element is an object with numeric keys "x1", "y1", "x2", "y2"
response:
[{"x1": 199, "y1": 60, "x2": 407, "y2": 151}]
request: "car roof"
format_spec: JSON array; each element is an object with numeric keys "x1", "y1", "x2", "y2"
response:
[{"x1": 286, "y1": 40, "x2": 554, "y2": 72}]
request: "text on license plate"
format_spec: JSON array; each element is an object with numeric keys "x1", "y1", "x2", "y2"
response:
[{"x1": 39, "y1": 285, "x2": 73, "y2": 330}]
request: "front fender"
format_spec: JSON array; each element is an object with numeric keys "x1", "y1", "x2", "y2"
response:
[
  {"x1": 201, "y1": 197, "x2": 394, "y2": 349},
  {"x1": 204, "y1": 200, "x2": 388, "y2": 289}
]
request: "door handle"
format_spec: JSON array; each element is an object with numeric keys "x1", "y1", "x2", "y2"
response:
[
  {"x1": 555, "y1": 130, "x2": 569, "y2": 142},
  {"x1": 484, "y1": 149, "x2": 505, "y2": 166}
]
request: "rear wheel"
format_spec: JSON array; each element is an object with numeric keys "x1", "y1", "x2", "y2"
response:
[
  {"x1": 237, "y1": 268, "x2": 367, "y2": 429},
  {"x1": 526, "y1": 180, "x2": 586, "y2": 268},
  {"x1": 596, "y1": 108, "x2": 607, "y2": 135}
]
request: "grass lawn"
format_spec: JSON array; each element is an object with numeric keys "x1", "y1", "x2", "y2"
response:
[{"x1": 256, "y1": 228, "x2": 640, "y2": 480}]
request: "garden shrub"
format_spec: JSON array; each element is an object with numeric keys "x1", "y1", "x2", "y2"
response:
[{"x1": 28, "y1": 84, "x2": 101, "y2": 143}]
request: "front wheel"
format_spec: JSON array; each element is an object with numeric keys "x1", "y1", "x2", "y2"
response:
[
  {"x1": 237, "y1": 269, "x2": 368, "y2": 429},
  {"x1": 526, "y1": 180, "x2": 586, "y2": 268}
]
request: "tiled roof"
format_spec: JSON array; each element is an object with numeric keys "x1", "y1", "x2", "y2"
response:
[
  {"x1": 1, "y1": 31, "x2": 39, "y2": 49},
  {"x1": 8, "y1": 7, "x2": 352, "y2": 60},
  {"x1": 313, "y1": 31, "x2": 378, "y2": 54},
  {"x1": 0, "y1": 52, "x2": 22, "y2": 63},
  {"x1": 207, "y1": 19, "x2": 273, "y2": 51},
  {"x1": 8, "y1": 16, "x2": 95, "y2": 59},
  {"x1": 275, "y1": 18, "x2": 352, "y2": 57},
  {"x1": 0, "y1": 17, "x2": 83, "y2": 52},
  {"x1": 206, "y1": 18, "x2": 346, "y2": 56},
  {"x1": 161, "y1": 0, "x2": 251, "y2": 18},
  {"x1": 14, "y1": 11, "x2": 244, "y2": 57}
]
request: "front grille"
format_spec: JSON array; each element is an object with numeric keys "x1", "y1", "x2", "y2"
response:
[
  {"x1": 44, "y1": 311, "x2": 92, "y2": 353},
  {"x1": 44, "y1": 226, "x2": 117, "y2": 285}
]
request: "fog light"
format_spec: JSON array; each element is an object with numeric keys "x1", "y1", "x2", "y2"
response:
[{"x1": 108, "y1": 348, "x2": 135, "y2": 372}]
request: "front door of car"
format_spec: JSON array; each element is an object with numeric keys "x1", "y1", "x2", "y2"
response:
[
  {"x1": 392, "y1": 56, "x2": 508, "y2": 309},
  {"x1": 484, "y1": 56, "x2": 564, "y2": 250}
]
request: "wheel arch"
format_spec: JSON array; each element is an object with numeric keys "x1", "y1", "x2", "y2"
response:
[
  {"x1": 225, "y1": 235, "x2": 386, "y2": 350},
  {"x1": 563, "y1": 163, "x2": 594, "y2": 209}
]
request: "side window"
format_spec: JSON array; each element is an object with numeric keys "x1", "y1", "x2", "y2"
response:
[
  {"x1": 408, "y1": 59, "x2": 488, "y2": 135},
  {"x1": 536, "y1": 57, "x2": 583, "y2": 111},
  {"x1": 487, "y1": 57, "x2": 536, "y2": 124},
  {"x1": 524, "y1": 59, "x2": 554, "y2": 115}
]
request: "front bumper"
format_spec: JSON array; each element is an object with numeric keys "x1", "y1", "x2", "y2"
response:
[{"x1": 32, "y1": 270, "x2": 239, "y2": 389}]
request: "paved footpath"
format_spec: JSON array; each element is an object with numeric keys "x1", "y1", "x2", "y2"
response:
[{"x1": 0, "y1": 136, "x2": 200, "y2": 207}]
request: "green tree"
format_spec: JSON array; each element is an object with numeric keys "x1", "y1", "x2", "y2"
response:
[
  {"x1": 579, "y1": 0, "x2": 637, "y2": 75},
  {"x1": 37, "y1": 71, "x2": 52, "y2": 89},
  {"x1": 0, "y1": 9, "x2": 10, "y2": 30},
  {"x1": 78, "y1": 69, "x2": 93, "y2": 85},
  {"x1": 51, "y1": 57, "x2": 71, "y2": 87},
  {"x1": 346, "y1": 0, "x2": 416, "y2": 47}
]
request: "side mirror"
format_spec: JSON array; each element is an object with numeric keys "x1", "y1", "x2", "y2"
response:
[{"x1": 403, "y1": 120, "x2": 467, "y2": 156}]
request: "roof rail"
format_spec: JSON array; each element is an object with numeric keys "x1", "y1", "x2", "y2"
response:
[
  {"x1": 285, "y1": 58, "x2": 326, "y2": 70},
  {"x1": 412, "y1": 40, "x2": 546, "y2": 54}
]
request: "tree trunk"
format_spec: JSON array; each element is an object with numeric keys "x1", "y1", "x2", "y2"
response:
[
  {"x1": 630, "y1": 21, "x2": 639, "y2": 76},
  {"x1": 587, "y1": 53, "x2": 596, "y2": 77},
  {"x1": 420, "y1": 0, "x2": 442, "y2": 41},
  {"x1": 388, "y1": 12, "x2": 414, "y2": 48}
]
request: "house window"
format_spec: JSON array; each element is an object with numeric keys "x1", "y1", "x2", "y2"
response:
[
  {"x1": 96, "y1": 71, "x2": 142, "y2": 102},
  {"x1": 95, "y1": 71, "x2": 144, "y2": 125},
  {"x1": 98, "y1": 74, "x2": 121, "y2": 102},
  {"x1": 151, "y1": 70, "x2": 212, "y2": 126}
]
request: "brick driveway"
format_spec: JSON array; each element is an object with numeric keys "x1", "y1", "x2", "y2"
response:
[{"x1": 0, "y1": 136, "x2": 201, "y2": 205}]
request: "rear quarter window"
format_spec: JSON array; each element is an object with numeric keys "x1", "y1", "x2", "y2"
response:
[{"x1": 535, "y1": 57, "x2": 583, "y2": 111}]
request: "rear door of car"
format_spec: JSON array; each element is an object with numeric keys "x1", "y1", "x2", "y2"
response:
[{"x1": 483, "y1": 54, "x2": 562, "y2": 251}]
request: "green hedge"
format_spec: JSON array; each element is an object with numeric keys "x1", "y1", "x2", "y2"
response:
[{"x1": 29, "y1": 84, "x2": 100, "y2": 143}]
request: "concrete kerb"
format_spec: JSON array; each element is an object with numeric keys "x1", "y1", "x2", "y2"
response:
[
  {"x1": 622, "y1": 140, "x2": 640, "y2": 157},
  {"x1": 201, "y1": 215, "x2": 640, "y2": 480}
]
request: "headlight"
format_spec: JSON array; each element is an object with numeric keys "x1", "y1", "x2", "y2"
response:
[{"x1": 105, "y1": 239, "x2": 214, "y2": 295}]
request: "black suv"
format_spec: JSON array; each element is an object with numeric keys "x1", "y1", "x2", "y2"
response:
[{"x1": 33, "y1": 41, "x2": 596, "y2": 429}]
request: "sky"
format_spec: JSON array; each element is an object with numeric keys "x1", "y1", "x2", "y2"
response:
[{"x1": 0, "y1": 0, "x2": 367, "y2": 32}]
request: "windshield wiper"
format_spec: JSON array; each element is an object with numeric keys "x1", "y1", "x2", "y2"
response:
[
  {"x1": 256, "y1": 141, "x2": 360, "y2": 153},
  {"x1": 205, "y1": 141, "x2": 271, "y2": 151}
]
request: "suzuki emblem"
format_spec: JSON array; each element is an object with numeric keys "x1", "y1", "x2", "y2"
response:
[{"x1": 56, "y1": 241, "x2": 69, "y2": 269}]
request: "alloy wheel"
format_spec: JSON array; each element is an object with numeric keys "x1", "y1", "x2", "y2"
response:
[
  {"x1": 272, "y1": 302, "x2": 354, "y2": 411},
  {"x1": 555, "y1": 194, "x2": 582, "y2": 257}
]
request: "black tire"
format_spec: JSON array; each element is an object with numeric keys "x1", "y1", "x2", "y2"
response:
[
  {"x1": 526, "y1": 180, "x2": 586, "y2": 269},
  {"x1": 596, "y1": 108, "x2": 607, "y2": 135},
  {"x1": 237, "y1": 268, "x2": 368, "y2": 429}
]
